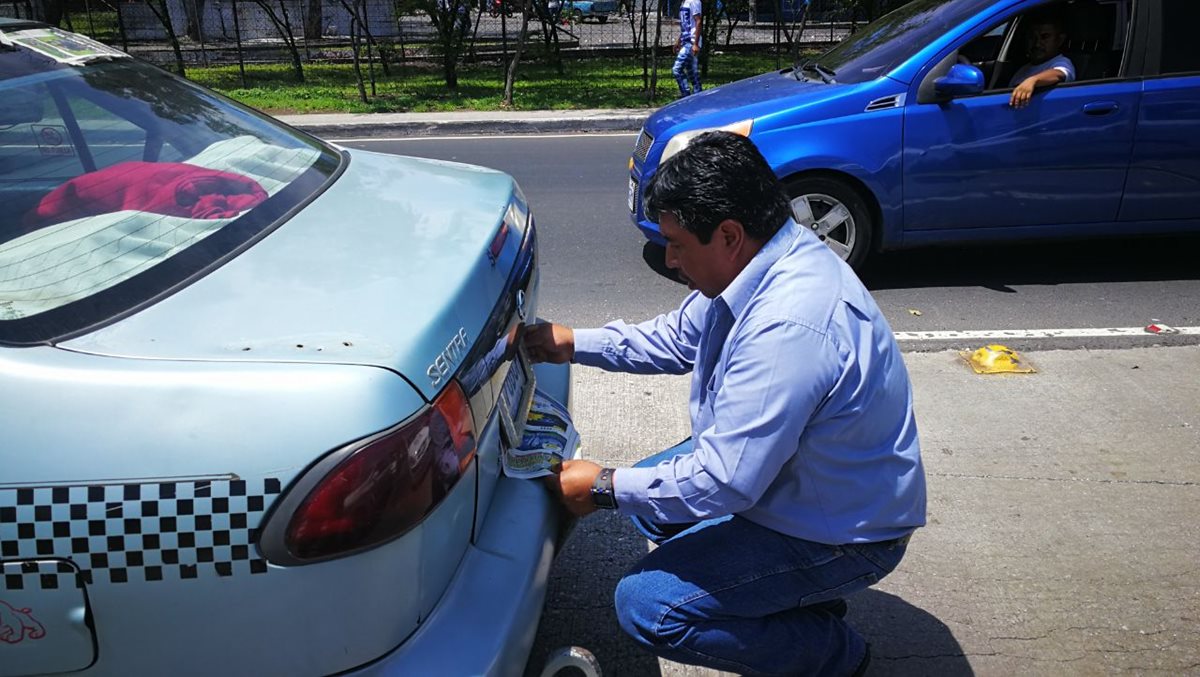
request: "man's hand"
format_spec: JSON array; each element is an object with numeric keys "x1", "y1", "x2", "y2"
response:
[
  {"x1": 1009, "y1": 77, "x2": 1037, "y2": 108},
  {"x1": 522, "y1": 322, "x2": 575, "y2": 364},
  {"x1": 543, "y1": 459, "x2": 603, "y2": 517},
  {"x1": 1010, "y1": 68, "x2": 1065, "y2": 108}
]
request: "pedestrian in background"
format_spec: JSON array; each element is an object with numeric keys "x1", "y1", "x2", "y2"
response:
[
  {"x1": 525, "y1": 131, "x2": 926, "y2": 676},
  {"x1": 673, "y1": 0, "x2": 703, "y2": 97}
]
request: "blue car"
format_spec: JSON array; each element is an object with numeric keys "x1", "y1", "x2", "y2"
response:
[
  {"x1": 555, "y1": 0, "x2": 619, "y2": 22},
  {"x1": 629, "y1": 0, "x2": 1200, "y2": 269},
  {"x1": 0, "y1": 20, "x2": 572, "y2": 676}
]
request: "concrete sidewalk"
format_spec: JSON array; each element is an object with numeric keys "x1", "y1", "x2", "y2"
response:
[
  {"x1": 278, "y1": 108, "x2": 649, "y2": 138},
  {"x1": 528, "y1": 345, "x2": 1200, "y2": 676}
]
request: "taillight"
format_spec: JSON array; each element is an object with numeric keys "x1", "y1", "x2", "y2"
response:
[{"x1": 282, "y1": 380, "x2": 476, "y2": 562}]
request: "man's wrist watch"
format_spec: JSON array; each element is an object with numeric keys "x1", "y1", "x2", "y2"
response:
[{"x1": 591, "y1": 467, "x2": 618, "y2": 510}]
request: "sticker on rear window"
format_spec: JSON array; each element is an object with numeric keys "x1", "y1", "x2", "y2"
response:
[{"x1": 32, "y1": 125, "x2": 74, "y2": 157}]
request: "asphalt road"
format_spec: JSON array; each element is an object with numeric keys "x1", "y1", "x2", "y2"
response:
[{"x1": 341, "y1": 133, "x2": 1200, "y2": 352}]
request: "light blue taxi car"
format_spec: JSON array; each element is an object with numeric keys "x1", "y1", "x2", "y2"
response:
[{"x1": 0, "y1": 19, "x2": 572, "y2": 676}]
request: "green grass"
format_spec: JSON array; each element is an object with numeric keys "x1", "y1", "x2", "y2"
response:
[{"x1": 187, "y1": 52, "x2": 807, "y2": 113}]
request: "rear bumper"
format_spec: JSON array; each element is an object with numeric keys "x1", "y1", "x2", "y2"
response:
[{"x1": 346, "y1": 360, "x2": 574, "y2": 677}]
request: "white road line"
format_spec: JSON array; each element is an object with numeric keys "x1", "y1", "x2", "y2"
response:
[
  {"x1": 330, "y1": 132, "x2": 639, "y2": 142},
  {"x1": 893, "y1": 327, "x2": 1200, "y2": 341}
]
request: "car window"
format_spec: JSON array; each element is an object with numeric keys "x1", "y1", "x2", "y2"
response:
[
  {"x1": 958, "y1": 17, "x2": 1014, "y2": 72},
  {"x1": 979, "y1": 0, "x2": 1130, "y2": 91},
  {"x1": 0, "y1": 25, "x2": 342, "y2": 345},
  {"x1": 1158, "y1": 0, "x2": 1200, "y2": 75},
  {"x1": 802, "y1": 0, "x2": 996, "y2": 84}
]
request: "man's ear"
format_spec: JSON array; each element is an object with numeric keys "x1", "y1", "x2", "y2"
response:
[{"x1": 716, "y1": 219, "x2": 746, "y2": 255}]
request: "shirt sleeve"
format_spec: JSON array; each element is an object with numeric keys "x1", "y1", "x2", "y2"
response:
[
  {"x1": 572, "y1": 291, "x2": 708, "y2": 375},
  {"x1": 1052, "y1": 55, "x2": 1076, "y2": 82},
  {"x1": 613, "y1": 317, "x2": 842, "y2": 522}
]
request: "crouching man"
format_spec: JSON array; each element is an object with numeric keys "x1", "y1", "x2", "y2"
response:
[{"x1": 525, "y1": 131, "x2": 926, "y2": 676}]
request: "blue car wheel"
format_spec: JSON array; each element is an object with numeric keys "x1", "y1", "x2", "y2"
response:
[{"x1": 786, "y1": 176, "x2": 874, "y2": 270}]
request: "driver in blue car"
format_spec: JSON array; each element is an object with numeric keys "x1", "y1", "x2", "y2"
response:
[
  {"x1": 524, "y1": 131, "x2": 926, "y2": 677},
  {"x1": 1009, "y1": 9, "x2": 1075, "y2": 108}
]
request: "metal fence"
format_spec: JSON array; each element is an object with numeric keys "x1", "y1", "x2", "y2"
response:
[{"x1": 0, "y1": 0, "x2": 911, "y2": 69}]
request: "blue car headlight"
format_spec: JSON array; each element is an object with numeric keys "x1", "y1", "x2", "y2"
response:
[{"x1": 660, "y1": 119, "x2": 754, "y2": 163}]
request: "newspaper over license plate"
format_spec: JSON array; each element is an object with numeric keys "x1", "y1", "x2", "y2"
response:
[{"x1": 502, "y1": 389, "x2": 579, "y2": 479}]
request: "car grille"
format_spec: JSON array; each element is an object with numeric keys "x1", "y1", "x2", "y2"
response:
[{"x1": 632, "y1": 129, "x2": 653, "y2": 164}]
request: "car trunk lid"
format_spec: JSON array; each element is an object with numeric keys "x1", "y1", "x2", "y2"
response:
[{"x1": 58, "y1": 149, "x2": 526, "y2": 403}]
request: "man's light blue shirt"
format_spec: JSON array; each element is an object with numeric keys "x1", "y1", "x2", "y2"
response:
[
  {"x1": 1009, "y1": 54, "x2": 1076, "y2": 87},
  {"x1": 572, "y1": 220, "x2": 926, "y2": 544}
]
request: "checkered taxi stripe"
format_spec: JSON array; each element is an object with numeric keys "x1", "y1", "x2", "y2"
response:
[{"x1": 0, "y1": 478, "x2": 281, "y2": 590}]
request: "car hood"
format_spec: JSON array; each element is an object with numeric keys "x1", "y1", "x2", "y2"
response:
[
  {"x1": 646, "y1": 69, "x2": 833, "y2": 136},
  {"x1": 60, "y1": 149, "x2": 522, "y2": 400}
]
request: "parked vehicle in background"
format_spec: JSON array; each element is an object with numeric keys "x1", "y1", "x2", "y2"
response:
[
  {"x1": 629, "y1": 0, "x2": 1200, "y2": 271},
  {"x1": 0, "y1": 19, "x2": 573, "y2": 677},
  {"x1": 558, "y1": 0, "x2": 619, "y2": 22}
]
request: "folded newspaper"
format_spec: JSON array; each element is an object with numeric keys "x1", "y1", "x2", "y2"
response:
[{"x1": 502, "y1": 390, "x2": 579, "y2": 479}]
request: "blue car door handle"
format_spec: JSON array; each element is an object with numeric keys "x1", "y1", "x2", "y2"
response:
[{"x1": 1083, "y1": 101, "x2": 1119, "y2": 116}]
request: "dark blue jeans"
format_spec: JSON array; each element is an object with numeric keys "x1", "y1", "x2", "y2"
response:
[{"x1": 615, "y1": 440, "x2": 909, "y2": 676}]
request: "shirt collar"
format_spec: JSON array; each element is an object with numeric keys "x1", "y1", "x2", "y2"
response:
[{"x1": 717, "y1": 218, "x2": 801, "y2": 319}]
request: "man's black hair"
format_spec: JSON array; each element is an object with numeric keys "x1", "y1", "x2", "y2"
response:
[{"x1": 642, "y1": 131, "x2": 792, "y2": 245}]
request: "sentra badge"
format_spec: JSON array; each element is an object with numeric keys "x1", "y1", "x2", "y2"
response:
[{"x1": 427, "y1": 327, "x2": 469, "y2": 388}]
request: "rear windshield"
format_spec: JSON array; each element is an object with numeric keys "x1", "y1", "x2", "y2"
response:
[
  {"x1": 0, "y1": 25, "x2": 341, "y2": 345},
  {"x1": 809, "y1": 0, "x2": 996, "y2": 84}
]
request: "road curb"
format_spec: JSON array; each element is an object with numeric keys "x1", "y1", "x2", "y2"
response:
[{"x1": 282, "y1": 112, "x2": 649, "y2": 138}]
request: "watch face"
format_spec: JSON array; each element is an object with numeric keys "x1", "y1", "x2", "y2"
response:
[
  {"x1": 591, "y1": 490, "x2": 616, "y2": 509},
  {"x1": 591, "y1": 468, "x2": 617, "y2": 509}
]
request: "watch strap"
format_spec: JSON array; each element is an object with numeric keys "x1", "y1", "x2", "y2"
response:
[{"x1": 591, "y1": 467, "x2": 618, "y2": 509}]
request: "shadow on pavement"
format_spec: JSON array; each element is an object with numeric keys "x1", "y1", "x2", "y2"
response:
[
  {"x1": 527, "y1": 511, "x2": 970, "y2": 677},
  {"x1": 525, "y1": 511, "x2": 663, "y2": 677},
  {"x1": 861, "y1": 234, "x2": 1200, "y2": 291},
  {"x1": 850, "y1": 589, "x2": 971, "y2": 676}
]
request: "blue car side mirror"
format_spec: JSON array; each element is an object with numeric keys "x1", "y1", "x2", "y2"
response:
[{"x1": 934, "y1": 63, "x2": 985, "y2": 98}]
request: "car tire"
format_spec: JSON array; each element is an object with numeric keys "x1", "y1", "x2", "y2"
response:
[
  {"x1": 571, "y1": 8, "x2": 583, "y2": 21},
  {"x1": 785, "y1": 176, "x2": 874, "y2": 270}
]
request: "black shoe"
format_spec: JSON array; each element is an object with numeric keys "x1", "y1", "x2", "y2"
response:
[
  {"x1": 850, "y1": 642, "x2": 871, "y2": 677},
  {"x1": 806, "y1": 597, "x2": 848, "y2": 618}
]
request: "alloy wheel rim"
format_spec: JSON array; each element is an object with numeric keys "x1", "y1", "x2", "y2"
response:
[{"x1": 790, "y1": 192, "x2": 856, "y2": 261}]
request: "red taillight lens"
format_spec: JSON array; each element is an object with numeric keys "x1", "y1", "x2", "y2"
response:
[
  {"x1": 284, "y1": 381, "x2": 476, "y2": 561},
  {"x1": 489, "y1": 220, "x2": 510, "y2": 262}
]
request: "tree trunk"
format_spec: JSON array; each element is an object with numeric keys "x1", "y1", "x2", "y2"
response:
[
  {"x1": 184, "y1": 0, "x2": 208, "y2": 40},
  {"x1": 254, "y1": 0, "x2": 306, "y2": 82},
  {"x1": 649, "y1": 0, "x2": 662, "y2": 103},
  {"x1": 338, "y1": 0, "x2": 381, "y2": 91},
  {"x1": 39, "y1": 0, "x2": 66, "y2": 26},
  {"x1": 355, "y1": 0, "x2": 390, "y2": 76},
  {"x1": 699, "y1": 0, "x2": 721, "y2": 76},
  {"x1": 349, "y1": 20, "x2": 369, "y2": 102},
  {"x1": 305, "y1": 0, "x2": 322, "y2": 39},
  {"x1": 427, "y1": 0, "x2": 467, "y2": 89},
  {"x1": 639, "y1": 0, "x2": 649, "y2": 91},
  {"x1": 625, "y1": 0, "x2": 640, "y2": 52},
  {"x1": 146, "y1": 0, "x2": 187, "y2": 76},
  {"x1": 502, "y1": 0, "x2": 531, "y2": 106},
  {"x1": 787, "y1": 1, "x2": 809, "y2": 67}
]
